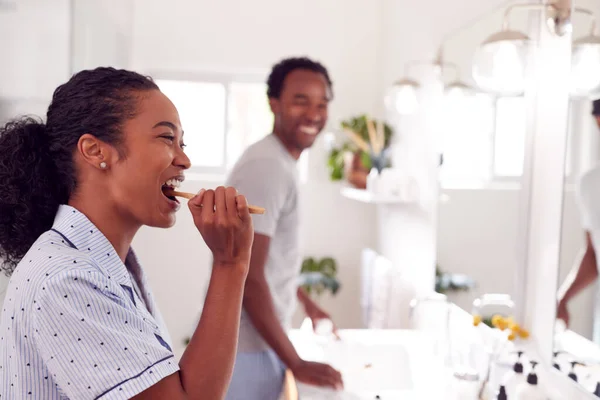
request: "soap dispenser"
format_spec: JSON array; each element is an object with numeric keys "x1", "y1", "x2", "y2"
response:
[
  {"x1": 503, "y1": 350, "x2": 526, "y2": 398},
  {"x1": 496, "y1": 385, "x2": 507, "y2": 400},
  {"x1": 568, "y1": 361, "x2": 579, "y2": 382},
  {"x1": 515, "y1": 361, "x2": 546, "y2": 400},
  {"x1": 552, "y1": 351, "x2": 563, "y2": 371}
]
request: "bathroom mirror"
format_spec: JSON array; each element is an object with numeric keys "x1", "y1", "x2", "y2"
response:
[
  {"x1": 435, "y1": 0, "x2": 530, "y2": 316},
  {"x1": 552, "y1": 1, "x2": 600, "y2": 395},
  {"x1": 554, "y1": 98, "x2": 600, "y2": 390}
]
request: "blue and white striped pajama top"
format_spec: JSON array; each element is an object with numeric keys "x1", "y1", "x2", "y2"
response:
[{"x1": 0, "y1": 205, "x2": 179, "y2": 399}]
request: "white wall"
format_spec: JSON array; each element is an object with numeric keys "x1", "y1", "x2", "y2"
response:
[
  {"x1": 437, "y1": 188, "x2": 521, "y2": 307},
  {"x1": 0, "y1": 0, "x2": 72, "y2": 303},
  {"x1": 71, "y1": 0, "x2": 134, "y2": 71},
  {"x1": 0, "y1": 0, "x2": 70, "y2": 122},
  {"x1": 129, "y1": 0, "x2": 382, "y2": 358}
]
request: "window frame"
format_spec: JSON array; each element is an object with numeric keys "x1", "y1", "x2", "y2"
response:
[
  {"x1": 440, "y1": 93, "x2": 531, "y2": 189},
  {"x1": 147, "y1": 70, "x2": 269, "y2": 177},
  {"x1": 490, "y1": 94, "x2": 527, "y2": 183}
]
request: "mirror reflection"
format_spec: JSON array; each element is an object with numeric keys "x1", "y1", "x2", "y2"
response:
[
  {"x1": 552, "y1": 2, "x2": 600, "y2": 396},
  {"x1": 555, "y1": 96, "x2": 600, "y2": 393}
]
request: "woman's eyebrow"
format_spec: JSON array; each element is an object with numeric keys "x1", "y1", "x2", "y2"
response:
[{"x1": 153, "y1": 121, "x2": 178, "y2": 131}]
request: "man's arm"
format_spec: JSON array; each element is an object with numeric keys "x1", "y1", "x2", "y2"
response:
[
  {"x1": 228, "y1": 158, "x2": 343, "y2": 389},
  {"x1": 297, "y1": 287, "x2": 313, "y2": 311},
  {"x1": 243, "y1": 234, "x2": 343, "y2": 389},
  {"x1": 558, "y1": 232, "x2": 598, "y2": 325},
  {"x1": 243, "y1": 233, "x2": 303, "y2": 368}
]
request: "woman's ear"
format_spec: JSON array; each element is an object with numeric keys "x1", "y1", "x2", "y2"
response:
[{"x1": 77, "y1": 134, "x2": 117, "y2": 170}]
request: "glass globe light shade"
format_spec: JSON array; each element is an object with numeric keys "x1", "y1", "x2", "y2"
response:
[
  {"x1": 444, "y1": 81, "x2": 474, "y2": 104},
  {"x1": 385, "y1": 79, "x2": 419, "y2": 115},
  {"x1": 571, "y1": 36, "x2": 600, "y2": 94},
  {"x1": 472, "y1": 30, "x2": 529, "y2": 95}
]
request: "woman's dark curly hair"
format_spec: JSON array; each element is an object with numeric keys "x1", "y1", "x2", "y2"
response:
[{"x1": 0, "y1": 67, "x2": 158, "y2": 275}]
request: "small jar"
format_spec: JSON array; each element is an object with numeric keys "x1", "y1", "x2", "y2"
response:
[{"x1": 451, "y1": 368, "x2": 480, "y2": 400}]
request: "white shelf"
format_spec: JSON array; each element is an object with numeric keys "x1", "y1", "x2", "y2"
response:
[{"x1": 340, "y1": 187, "x2": 416, "y2": 205}]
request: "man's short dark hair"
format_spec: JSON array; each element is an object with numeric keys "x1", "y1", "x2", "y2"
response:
[
  {"x1": 593, "y1": 98, "x2": 600, "y2": 116},
  {"x1": 266, "y1": 57, "x2": 333, "y2": 99}
]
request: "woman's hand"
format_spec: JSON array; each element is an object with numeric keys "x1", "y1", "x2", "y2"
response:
[{"x1": 188, "y1": 186, "x2": 254, "y2": 273}]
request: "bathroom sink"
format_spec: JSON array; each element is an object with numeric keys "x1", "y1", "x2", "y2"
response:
[{"x1": 288, "y1": 329, "x2": 448, "y2": 399}]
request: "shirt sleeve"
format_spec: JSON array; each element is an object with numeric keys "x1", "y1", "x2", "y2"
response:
[
  {"x1": 227, "y1": 158, "x2": 293, "y2": 237},
  {"x1": 32, "y1": 268, "x2": 179, "y2": 400},
  {"x1": 577, "y1": 174, "x2": 593, "y2": 231}
]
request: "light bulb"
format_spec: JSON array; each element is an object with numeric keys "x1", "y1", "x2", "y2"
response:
[
  {"x1": 571, "y1": 44, "x2": 600, "y2": 93},
  {"x1": 385, "y1": 80, "x2": 419, "y2": 115},
  {"x1": 493, "y1": 42, "x2": 523, "y2": 84},
  {"x1": 473, "y1": 39, "x2": 527, "y2": 94},
  {"x1": 445, "y1": 84, "x2": 472, "y2": 103},
  {"x1": 394, "y1": 85, "x2": 418, "y2": 114}
]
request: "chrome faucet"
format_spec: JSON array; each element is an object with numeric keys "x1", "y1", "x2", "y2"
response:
[{"x1": 409, "y1": 292, "x2": 453, "y2": 366}]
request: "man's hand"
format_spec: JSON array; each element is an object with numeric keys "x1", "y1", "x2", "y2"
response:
[
  {"x1": 291, "y1": 360, "x2": 343, "y2": 390},
  {"x1": 304, "y1": 301, "x2": 340, "y2": 340}
]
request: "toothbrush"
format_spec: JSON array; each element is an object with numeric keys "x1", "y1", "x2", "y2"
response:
[{"x1": 165, "y1": 189, "x2": 266, "y2": 215}]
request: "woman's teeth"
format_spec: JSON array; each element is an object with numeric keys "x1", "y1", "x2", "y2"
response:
[{"x1": 163, "y1": 179, "x2": 182, "y2": 189}]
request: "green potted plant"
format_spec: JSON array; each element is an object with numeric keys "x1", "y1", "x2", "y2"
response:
[
  {"x1": 434, "y1": 264, "x2": 476, "y2": 294},
  {"x1": 298, "y1": 256, "x2": 340, "y2": 297},
  {"x1": 327, "y1": 115, "x2": 394, "y2": 189}
]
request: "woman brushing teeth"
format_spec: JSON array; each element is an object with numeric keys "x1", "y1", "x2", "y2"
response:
[{"x1": 0, "y1": 67, "x2": 254, "y2": 400}]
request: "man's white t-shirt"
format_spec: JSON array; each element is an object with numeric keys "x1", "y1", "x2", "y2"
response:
[
  {"x1": 578, "y1": 164, "x2": 600, "y2": 269},
  {"x1": 226, "y1": 134, "x2": 301, "y2": 352}
]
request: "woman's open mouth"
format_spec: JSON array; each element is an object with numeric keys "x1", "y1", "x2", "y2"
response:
[{"x1": 161, "y1": 178, "x2": 183, "y2": 204}]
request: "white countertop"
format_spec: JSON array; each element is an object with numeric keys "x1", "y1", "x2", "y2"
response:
[{"x1": 288, "y1": 329, "x2": 455, "y2": 399}]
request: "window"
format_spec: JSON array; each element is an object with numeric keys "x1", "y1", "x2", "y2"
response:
[
  {"x1": 439, "y1": 93, "x2": 495, "y2": 186},
  {"x1": 157, "y1": 80, "x2": 226, "y2": 169},
  {"x1": 155, "y1": 75, "x2": 273, "y2": 174},
  {"x1": 440, "y1": 94, "x2": 527, "y2": 187},
  {"x1": 493, "y1": 97, "x2": 526, "y2": 177},
  {"x1": 226, "y1": 82, "x2": 274, "y2": 169}
]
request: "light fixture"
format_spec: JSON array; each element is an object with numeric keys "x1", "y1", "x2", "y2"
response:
[
  {"x1": 473, "y1": 1, "x2": 572, "y2": 95},
  {"x1": 387, "y1": 49, "x2": 475, "y2": 115},
  {"x1": 445, "y1": 80, "x2": 475, "y2": 104},
  {"x1": 571, "y1": 7, "x2": 600, "y2": 94},
  {"x1": 438, "y1": 48, "x2": 476, "y2": 102},
  {"x1": 385, "y1": 78, "x2": 420, "y2": 115},
  {"x1": 473, "y1": 30, "x2": 529, "y2": 95}
]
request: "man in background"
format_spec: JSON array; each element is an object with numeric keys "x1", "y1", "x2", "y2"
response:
[
  {"x1": 224, "y1": 57, "x2": 344, "y2": 399},
  {"x1": 557, "y1": 99, "x2": 600, "y2": 327}
]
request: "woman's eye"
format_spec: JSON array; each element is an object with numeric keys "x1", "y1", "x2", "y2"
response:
[
  {"x1": 180, "y1": 143, "x2": 187, "y2": 150},
  {"x1": 161, "y1": 135, "x2": 175, "y2": 142}
]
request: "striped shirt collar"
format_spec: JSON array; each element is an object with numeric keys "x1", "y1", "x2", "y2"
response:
[{"x1": 51, "y1": 205, "x2": 135, "y2": 291}]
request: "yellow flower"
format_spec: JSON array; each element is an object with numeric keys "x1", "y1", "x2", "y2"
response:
[
  {"x1": 508, "y1": 332, "x2": 516, "y2": 341},
  {"x1": 518, "y1": 329, "x2": 530, "y2": 339},
  {"x1": 492, "y1": 315, "x2": 509, "y2": 331},
  {"x1": 473, "y1": 315, "x2": 482, "y2": 326},
  {"x1": 509, "y1": 322, "x2": 521, "y2": 332},
  {"x1": 491, "y1": 315, "x2": 504, "y2": 327}
]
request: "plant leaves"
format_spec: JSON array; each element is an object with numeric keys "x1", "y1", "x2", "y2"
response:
[{"x1": 299, "y1": 256, "x2": 341, "y2": 297}]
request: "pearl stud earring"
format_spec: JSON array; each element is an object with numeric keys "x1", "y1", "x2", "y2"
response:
[{"x1": 100, "y1": 162, "x2": 107, "y2": 169}]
